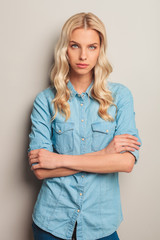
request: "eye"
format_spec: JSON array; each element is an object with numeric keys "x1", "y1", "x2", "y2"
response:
[
  {"x1": 89, "y1": 46, "x2": 97, "y2": 50},
  {"x1": 71, "y1": 44, "x2": 79, "y2": 48}
]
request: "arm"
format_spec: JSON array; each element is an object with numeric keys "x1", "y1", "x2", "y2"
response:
[
  {"x1": 29, "y1": 148, "x2": 105, "y2": 180},
  {"x1": 56, "y1": 115, "x2": 141, "y2": 172},
  {"x1": 33, "y1": 168, "x2": 80, "y2": 180},
  {"x1": 28, "y1": 92, "x2": 79, "y2": 179},
  {"x1": 28, "y1": 91, "x2": 104, "y2": 180},
  {"x1": 29, "y1": 132, "x2": 141, "y2": 178},
  {"x1": 113, "y1": 85, "x2": 142, "y2": 163},
  {"x1": 58, "y1": 151, "x2": 135, "y2": 173},
  {"x1": 29, "y1": 148, "x2": 135, "y2": 174},
  {"x1": 29, "y1": 86, "x2": 142, "y2": 177}
]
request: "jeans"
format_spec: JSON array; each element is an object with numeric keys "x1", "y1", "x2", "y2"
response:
[{"x1": 32, "y1": 221, "x2": 120, "y2": 240}]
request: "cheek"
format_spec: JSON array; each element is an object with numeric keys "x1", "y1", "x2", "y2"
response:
[
  {"x1": 95, "y1": 49, "x2": 100, "y2": 59},
  {"x1": 91, "y1": 54, "x2": 99, "y2": 66},
  {"x1": 89, "y1": 49, "x2": 100, "y2": 60},
  {"x1": 95, "y1": 51, "x2": 100, "y2": 63},
  {"x1": 67, "y1": 48, "x2": 72, "y2": 58},
  {"x1": 67, "y1": 51, "x2": 75, "y2": 64}
]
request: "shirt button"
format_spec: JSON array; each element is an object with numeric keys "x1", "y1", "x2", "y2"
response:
[
  {"x1": 81, "y1": 138, "x2": 84, "y2": 141},
  {"x1": 80, "y1": 103, "x2": 83, "y2": 106},
  {"x1": 77, "y1": 209, "x2": 80, "y2": 213},
  {"x1": 81, "y1": 119, "x2": 84, "y2": 122},
  {"x1": 59, "y1": 130, "x2": 61, "y2": 133},
  {"x1": 106, "y1": 129, "x2": 109, "y2": 133},
  {"x1": 81, "y1": 175, "x2": 84, "y2": 178},
  {"x1": 78, "y1": 94, "x2": 81, "y2": 97},
  {"x1": 80, "y1": 193, "x2": 82, "y2": 196}
]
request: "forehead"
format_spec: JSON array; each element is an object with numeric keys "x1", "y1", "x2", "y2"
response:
[{"x1": 70, "y1": 28, "x2": 100, "y2": 44}]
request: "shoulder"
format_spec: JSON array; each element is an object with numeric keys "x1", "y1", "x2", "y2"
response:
[
  {"x1": 107, "y1": 80, "x2": 132, "y2": 96},
  {"x1": 32, "y1": 86, "x2": 55, "y2": 116},
  {"x1": 34, "y1": 86, "x2": 55, "y2": 104},
  {"x1": 107, "y1": 80, "x2": 134, "y2": 104}
]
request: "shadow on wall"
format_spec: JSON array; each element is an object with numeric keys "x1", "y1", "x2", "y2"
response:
[
  {"x1": 24, "y1": 77, "x2": 52, "y2": 239},
  {"x1": 24, "y1": 104, "x2": 42, "y2": 240}
]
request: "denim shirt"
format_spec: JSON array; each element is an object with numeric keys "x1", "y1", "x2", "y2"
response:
[{"x1": 28, "y1": 80, "x2": 142, "y2": 240}]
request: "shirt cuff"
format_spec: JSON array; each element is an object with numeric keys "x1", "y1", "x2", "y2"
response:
[{"x1": 120, "y1": 149, "x2": 139, "y2": 164}]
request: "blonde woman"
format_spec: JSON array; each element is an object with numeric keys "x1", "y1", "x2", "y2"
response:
[{"x1": 28, "y1": 12, "x2": 142, "y2": 240}]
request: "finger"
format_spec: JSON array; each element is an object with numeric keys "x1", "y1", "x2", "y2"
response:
[
  {"x1": 120, "y1": 139, "x2": 141, "y2": 145},
  {"x1": 28, "y1": 154, "x2": 37, "y2": 164},
  {"x1": 115, "y1": 136, "x2": 141, "y2": 146},
  {"x1": 29, "y1": 157, "x2": 39, "y2": 166},
  {"x1": 122, "y1": 146, "x2": 135, "y2": 152},
  {"x1": 116, "y1": 134, "x2": 138, "y2": 140},
  {"x1": 29, "y1": 154, "x2": 39, "y2": 160},
  {"x1": 118, "y1": 141, "x2": 140, "y2": 150},
  {"x1": 125, "y1": 134, "x2": 139, "y2": 140},
  {"x1": 31, "y1": 164, "x2": 40, "y2": 171},
  {"x1": 28, "y1": 149, "x2": 40, "y2": 157}
]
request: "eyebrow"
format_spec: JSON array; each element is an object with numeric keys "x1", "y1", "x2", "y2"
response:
[{"x1": 69, "y1": 40, "x2": 99, "y2": 45}]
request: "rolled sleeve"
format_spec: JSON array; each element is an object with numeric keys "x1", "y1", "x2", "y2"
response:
[
  {"x1": 114, "y1": 86, "x2": 142, "y2": 164},
  {"x1": 28, "y1": 91, "x2": 53, "y2": 153}
]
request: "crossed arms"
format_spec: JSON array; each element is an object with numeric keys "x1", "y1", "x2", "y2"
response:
[
  {"x1": 28, "y1": 134, "x2": 141, "y2": 180},
  {"x1": 28, "y1": 88, "x2": 142, "y2": 180}
]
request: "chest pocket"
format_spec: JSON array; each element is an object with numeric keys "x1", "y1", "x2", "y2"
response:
[
  {"x1": 91, "y1": 121, "x2": 116, "y2": 151},
  {"x1": 52, "y1": 121, "x2": 74, "y2": 154}
]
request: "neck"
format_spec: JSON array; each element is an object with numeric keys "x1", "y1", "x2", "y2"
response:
[{"x1": 69, "y1": 71, "x2": 93, "y2": 94}]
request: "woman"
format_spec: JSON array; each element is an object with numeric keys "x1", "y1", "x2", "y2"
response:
[{"x1": 28, "y1": 12, "x2": 142, "y2": 240}]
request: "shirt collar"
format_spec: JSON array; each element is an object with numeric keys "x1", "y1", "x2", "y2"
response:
[{"x1": 67, "y1": 80, "x2": 94, "y2": 99}]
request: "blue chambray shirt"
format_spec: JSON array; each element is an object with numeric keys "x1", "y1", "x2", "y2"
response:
[{"x1": 28, "y1": 80, "x2": 142, "y2": 240}]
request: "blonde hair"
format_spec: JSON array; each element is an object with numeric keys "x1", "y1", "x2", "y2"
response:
[{"x1": 50, "y1": 12, "x2": 117, "y2": 121}]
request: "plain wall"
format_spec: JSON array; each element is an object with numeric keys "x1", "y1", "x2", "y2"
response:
[{"x1": 0, "y1": 0, "x2": 160, "y2": 239}]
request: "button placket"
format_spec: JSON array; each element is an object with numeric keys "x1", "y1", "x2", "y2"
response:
[
  {"x1": 79, "y1": 95, "x2": 86, "y2": 154},
  {"x1": 74, "y1": 93, "x2": 87, "y2": 220}
]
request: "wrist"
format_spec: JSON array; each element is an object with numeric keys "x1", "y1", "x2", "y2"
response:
[
  {"x1": 56, "y1": 154, "x2": 64, "y2": 168},
  {"x1": 51, "y1": 153, "x2": 63, "y2": 169}
]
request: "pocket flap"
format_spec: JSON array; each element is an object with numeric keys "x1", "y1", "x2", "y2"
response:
[
  {"x1": 91, "y1": 122, "x2": 115, "y2": 134},
  {"x1": 54, "y1": 122, "x2": 74, "y2": 134}
]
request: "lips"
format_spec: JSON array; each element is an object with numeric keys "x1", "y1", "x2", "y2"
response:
[
  {"x1": 76, "y1": 63, "x2": 89, "y2": 68},
  {"x1": 77, "y1": 63, "x2": 88, "y2": 66}
]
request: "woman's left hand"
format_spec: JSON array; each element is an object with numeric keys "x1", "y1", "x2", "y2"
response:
[
  {"x1": 28, "y1": 149, "x2": 58, "y2": 170},
  {"x1": 103, "y1": 134, "x2": 141, "y2": 155}
]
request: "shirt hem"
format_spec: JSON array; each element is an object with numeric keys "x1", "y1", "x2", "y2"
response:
[
  {"x1": 32, "y1": 214, "x2": 123, "y2": 240},
  {"x1": 32, "y1": 215, "x2": 71, "y2": 240}
]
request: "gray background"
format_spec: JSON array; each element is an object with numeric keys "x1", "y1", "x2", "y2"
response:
[{"x1": 0, "y1": 0, "x2": 159, "y2": 239}]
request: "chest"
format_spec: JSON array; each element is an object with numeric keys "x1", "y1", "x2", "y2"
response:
[{"x1": 51, "y1": 97, "x2": 117, "y2": 154}]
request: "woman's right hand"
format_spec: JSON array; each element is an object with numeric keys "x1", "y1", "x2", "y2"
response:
[{"x1": 103, "y1": 134, "x2": 141, "y2": 154}]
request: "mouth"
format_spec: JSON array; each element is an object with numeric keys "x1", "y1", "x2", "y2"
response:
[{"x1": 76, "y1": 63, "x2": 89, "y2": 68}]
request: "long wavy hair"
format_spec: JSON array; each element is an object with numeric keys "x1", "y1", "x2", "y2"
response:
[{"x1": 50, "y1": 12, "x2": 117, "y2": 122}]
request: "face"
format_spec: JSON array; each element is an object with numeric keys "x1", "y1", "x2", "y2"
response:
[{"x1": 67, "y1": 28, "x2": 100, "y2": 79}]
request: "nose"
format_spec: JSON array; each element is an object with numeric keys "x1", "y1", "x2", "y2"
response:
[{"x1": 79, "y1": 48, "x2": 87, "y2": 61}]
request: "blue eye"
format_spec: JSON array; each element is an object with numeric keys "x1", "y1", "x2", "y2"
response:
[
  {"x1": 70, "y1": 44, "x2": 96, "y2": 49},
  {"x1": 89, "y1": 46, "x2": 96, "y2": 50},
  {"x1": 71, "y1": 44, "x2": 78, "y2": 48}
]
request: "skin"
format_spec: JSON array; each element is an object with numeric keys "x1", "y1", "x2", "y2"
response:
[
  {"x1": 28, "y1": 28, "x2": 141, "y2": 180},
  {"x1": 67, "y1": 28, "x2": 100, "y2": 93}
]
